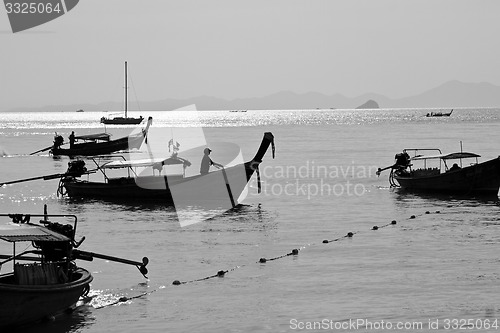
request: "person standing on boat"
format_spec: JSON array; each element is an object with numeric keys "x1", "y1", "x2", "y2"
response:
[
  {"x1": 69, "y1": 131, "x2": 75, "y2": 148},
  {"x1": 200, "y1": 148, "x2": 223, "y2": 175}
]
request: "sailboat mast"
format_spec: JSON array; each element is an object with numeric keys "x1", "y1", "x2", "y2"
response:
[{"x1": 124, "y1": 61, "x2": 128, "y2": 118}]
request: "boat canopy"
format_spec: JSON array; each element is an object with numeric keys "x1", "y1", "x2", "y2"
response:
[
  {"x1": 75, "y1": 133, "x2": 110, "y2": 141},
  {"x1": 102, "y1": 156, "x2": 191, "y2": 169},
  {"x1": 411, "y1": 152, "x2": 481, "y2": 161},
  {"x1": 0, "y1": 223, "x2": 70, "y2": 242}
]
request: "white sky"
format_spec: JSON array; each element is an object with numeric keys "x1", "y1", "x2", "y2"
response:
[{"x1": 1, "y1": 0, "x2": 499, "y2": 110}]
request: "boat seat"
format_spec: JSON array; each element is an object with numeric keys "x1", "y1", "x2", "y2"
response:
[
  {"x1": 411, "y1": 168, "x2": 440, "y2": 177},
  {"x1": 108, "y1": 177, "x2": 135, "y2": 185},
  {"x1": 14, "y1": 262, "x2": 61, "y2": 285}
]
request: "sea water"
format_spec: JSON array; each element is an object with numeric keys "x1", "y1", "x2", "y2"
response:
[{"x1": 0, "y1": 108, "x2": 499, "y2": 333}]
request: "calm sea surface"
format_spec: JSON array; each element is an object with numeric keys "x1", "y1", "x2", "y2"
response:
[{"x1": 1, "y1": 108, "x2": 500, "y2": 332}]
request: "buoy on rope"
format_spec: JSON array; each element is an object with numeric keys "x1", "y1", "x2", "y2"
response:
[
  {"x1": 372, "y1": 226, "x2": 378, "y2": 230},
  {"x1": 259, "y1": 258, "x2": 267, "y2": 263},
  {"x1": 172, "y1": 280, "x2": 181, "y2": 285},
  {"x1": 425, "y1": 211, "x2": 430, "y2": 214},
  {"x1": 322, "y1": 240, "x2": 329, "y2": 244},
  {"x1": 291, "y1": 249, "x2": 299, "y2": 255},
  {"x1": 410, "y1": 215, "x2": 416, "y2": 219},
  {"x1": 347, "y1": 232, "x2": 354, "y2": 237},
  {"x1": 217, "y1": 270, "x2": 226, "y2": 277},
  {"x1": 391, "y1": 220, "x2": 397, "y2": 225}
]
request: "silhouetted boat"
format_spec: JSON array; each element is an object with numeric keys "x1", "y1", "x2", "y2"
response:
[
  {"x1": 59, "y1": 132, "x2": 275, "y2": 206},
  {"x1": 100, "y1": 62, "x2": 144, "y2": 125},
  {"x1": 0, "y1": 207, "x2": 148, "y2": 328},
  {"x1": 50, "y1": 117, "x2": 152, "y2": 156},
  {"x1": 426, "y1": 109, "x2": 453, "y2": 117},
  {"x1": 377, "y1": 148, "x2": 500, "y2": 195}
]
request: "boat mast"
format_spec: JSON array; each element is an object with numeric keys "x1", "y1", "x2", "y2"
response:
[{"x1": 124, "y1": 61, "x2": 128, "y2": 118}]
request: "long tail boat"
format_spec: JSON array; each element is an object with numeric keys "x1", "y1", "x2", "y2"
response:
[
  {"x1": 377, "y1": 148, "x2": 500, "y2": 195},
  {"x1": 0, "y1": 206, "x2": 148, "y2": 328},
  {"x1": 426, "y1": 109, "x2": 453, "y2": 117},
  {"x1": 50, "y1": 117, "x2": 152, "y2": 156},
  {"x1": 59, "y1": 132, "x2": 275, "y2": 207}
]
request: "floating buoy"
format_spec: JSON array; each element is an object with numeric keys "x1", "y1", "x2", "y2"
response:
[
  {"x1": 391, "y1": 220, "x2": 397, "y2": 225},
  {"x1": 291, "y1": 249, "x2": 299, "y2": 255},
  {"x1": 372, "y1": 226, "x2": 378, "y2": 230},
  {"x1": 259, "y1": 258, "x2": 267, "y2": 263},
  {"x1": 436, "y1": 211, "x2": 440, "y2": 214},
  {"x1": 347, "y1": 232, "x2": 354, "y2": 237},
  {"x1": 410, "y1": 215, "x2": 416, "y2": 219},
  {"x1": 172, "y1": 280, "x2": 181, "y2": 285},
  {"x1": 322, "y1": 240, "x2": 329, "y2": 244},
  {"x1": 425, "y1": 211, "x2": 430, "y2": 214}
]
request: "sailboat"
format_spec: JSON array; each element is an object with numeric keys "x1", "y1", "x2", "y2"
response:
[{"x1": 100, "y1": 61, "x2": 144, "y2": 125}]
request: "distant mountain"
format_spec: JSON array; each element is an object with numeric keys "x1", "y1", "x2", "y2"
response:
[
  {"x1": 386, "y1": 80, "x2": 500, "y2": 108},
  {"x1": 4, "y1": 80, "x2": 500, "y2": 112}
]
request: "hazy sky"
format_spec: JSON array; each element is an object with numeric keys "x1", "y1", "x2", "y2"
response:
[{"x1": 1, "y1": 0, "x2": 500, "y2": 110}]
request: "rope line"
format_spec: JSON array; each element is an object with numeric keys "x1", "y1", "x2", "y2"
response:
[{"x1": 93, "y1": 209, "x2": 443, "y2": 309}]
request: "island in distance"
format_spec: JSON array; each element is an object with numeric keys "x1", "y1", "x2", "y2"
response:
[{"x1": 356, "y1": 99, "x2": 379, "y2": 109}]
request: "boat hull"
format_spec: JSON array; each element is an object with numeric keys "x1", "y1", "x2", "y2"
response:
[
  {"x1": 394, "y1": 157, "x2": 500, "y2": 194},
  {"x1": 101, "y1": 116, "x2": 144, "y2": 125},
  {"x1": 51, "y1": 131, "x2": 145, "y2": 156},
  {"x1": 0, "y1": 267, "x2": 92, "y2": 328},
  {"x1": 64, "y1": 162, "x2": 257, "y2": 205}
]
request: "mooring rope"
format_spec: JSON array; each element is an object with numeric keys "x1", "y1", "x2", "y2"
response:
[{"x1": 93, "y1": 209, "x2": 444, "y2": 309}]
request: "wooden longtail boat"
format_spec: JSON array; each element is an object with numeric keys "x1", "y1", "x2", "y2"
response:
[
  {"x1": 377, "y1": 148, "x2": 500, "y2": 195},
  {"x1": 0, "y1": 207, "x2": 148, "y2": 328},
  {"x1": 50, "y1": 117, "x2": 152, "y2": 156},
  {"x1": 60, "y1": 132, "x2": 275, "y2": 206}
]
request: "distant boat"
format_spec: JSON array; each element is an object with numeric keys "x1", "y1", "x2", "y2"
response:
[
  {"x1": 100, "y1": 62, "x2": 144, "y2": 125},
  {"x1": 76, "y1": 109, "x2": 84, "y2": 112},
  {"x1": 50, "y1": 117, "x2": 152, "y2": 156},
  {"x1": 426, "y1": 109, "x2": 453, "y2": 117},
  {"x1": 377, "y1": 148, "x2": 500, "y2": 195}
]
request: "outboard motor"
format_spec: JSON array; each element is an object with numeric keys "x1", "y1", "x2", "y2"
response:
[
  {"x1": 57, "y1": 160, "x2": 88, "y2": 197},
  {"x1": 394, "y1": 152, "x2": 410, "y2": 170},
  {"x1": 66, "y1": 160, "x2": 87, "y2": 177},
  {"x1": 53, "y1": 135, "x2": 64, "y2": 149},
  {"x1": 34, "y1": 222, "x2": 74, "y2": 262}
]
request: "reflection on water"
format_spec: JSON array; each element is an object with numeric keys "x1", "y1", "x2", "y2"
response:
[
  {"x1": 63, "y1": 197, "x2": 180, "y2": 213},
  {"x1": 393, "y1": 187, "x2": 500, "y2": 207},
  {"x1": 14, "y1": 304, "x2": 95, "y2": 333}
]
